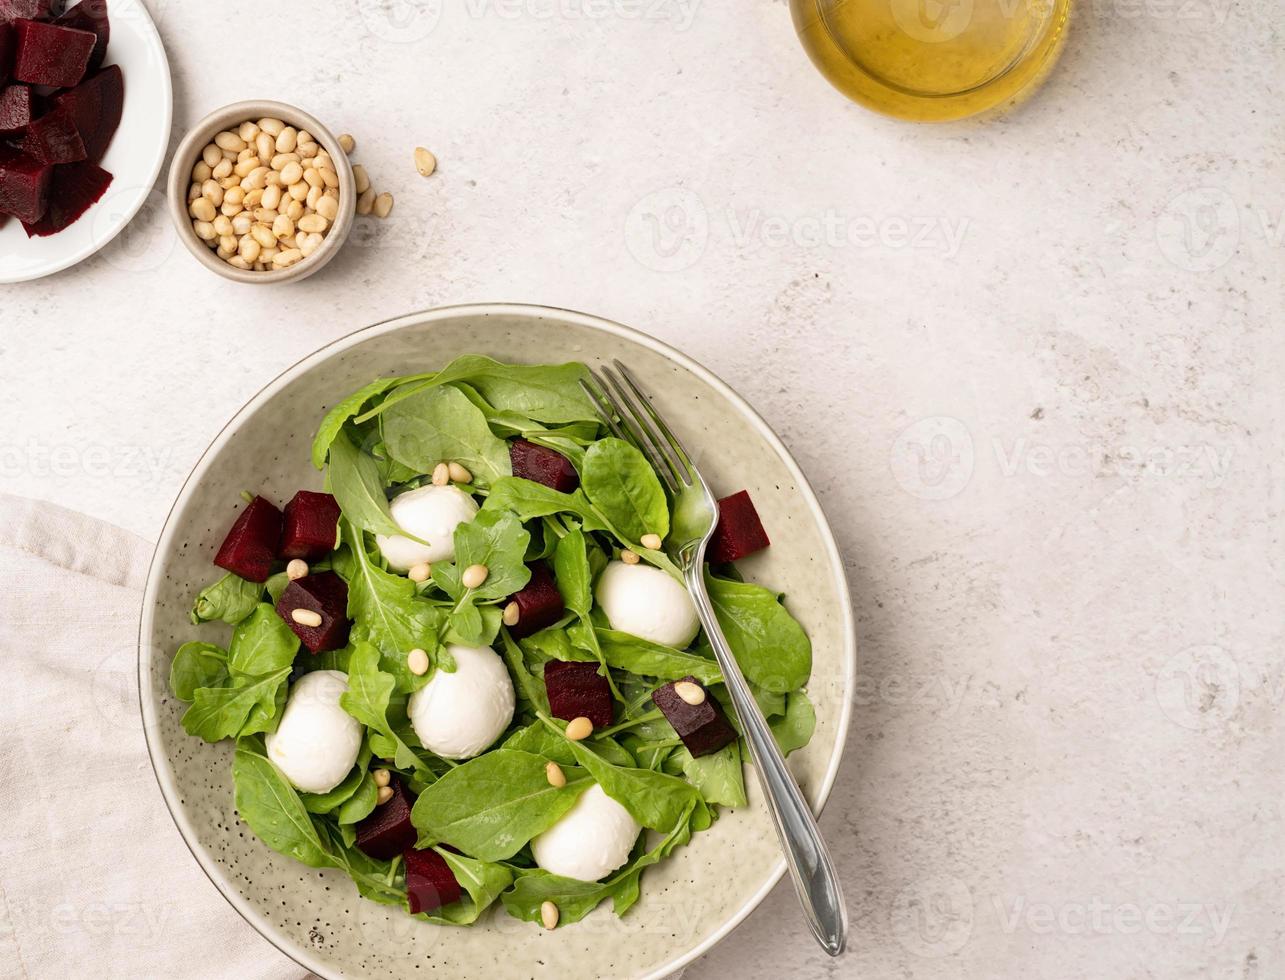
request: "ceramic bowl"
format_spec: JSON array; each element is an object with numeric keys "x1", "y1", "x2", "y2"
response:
[
  {"x1": 139, "y1": 304, "x2": 856, "y2": 979},
  {"x1": 166, "y1": 99, "x2": 356, "y2": 285}
]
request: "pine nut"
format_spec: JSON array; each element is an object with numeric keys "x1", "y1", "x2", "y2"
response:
[
  {"x1": 233, "y1": 156, "x2": 259, "y2": 178},
  {"x1": 255, "y1": 132, "x2": 274, "y2": 161},
  {"x1": 251, "y1": 224, "x2": 276, "y2": 249},
  {"x1": 620, "y1": 549, "x2": 640, "y2": 565},
  {"x1": 213, "y1": 214, "x2": 233, "y2": 237},
  {"x1": 193, "y1": 220, "x2": 217, "y2": 241},
  {"x1": 225, "y1": 186, "x2": 245, "y2": 206},
  {"x1": 297, "y1": 129, "x2": 313, "y2": 145},
  {"x1": 273, "y1": 214, "x2": 295, "y2": 239},
  {"x1": 315, "y1": 194, "x2": 339, "y2": 221},
  {"x1": 447, "y1": 462, "x2": 472, "y2": 484},
  {"x1": 431, "y1": 462, "x2": 450, "y2": 486},
  {"x1": 295, "y1": 231, "x2": 308, "y2": 250},
  {"x1": 353, "y1": 164, "x2": 370, "y2": 194},
  {"x1": 373, "y1": 192, "x2": 394, "y2": 218},
  {"x1": 540, "y1": 901, "x2": 559, "y2": 930},
  {"x1": 288, "y1": 181, "x2": 309, "y2": 202},
  {"x1": 237, "y1": 146, "x2": 255, "y2": 164},
  {"x1": 298, "y1": 213, "x2": 328, "y2": 234},
  {"x1": 640, "y1": 533, "x2": 663, "y2": 551},
  {"x1": 238, "y1": 120, "x2": 260, "y2": 142},
  {"x1": 215, "y1": 131, "x2": 246, "y2": 152},
  {"x1": 192, "y1": 160, "x2": 212, "y2": 182},
  {"x1": 239, "y1": 236, "x2": 261, "y2": 262},
  {"x1": 303, "y1": 167, "x2": 323, "y2": 189},
  {"x1": 565, "y1": 716, "x2": 593, "y2": 741},
  {"x1": 227, "y1": 256, "x2": 251, "y2": 270},
  {"x1": 284, "y1": 559, "x2": 310, "y2": 582},
  {"x1": 187, "y1": 182, "x2": 201, "y2": 203},
  {"x1": 545, "y1": 761, "x2": 566, "y2": 788},
  {"x1": 275, "y1": 126, "x2": 298, "y2": 153},
  {"x1": 253, "y1": 208, "x2": 278, "y2": 225},
  {"x1": 285, "y1": 199, "x2": 305, "y2": 221},
  {"x1": 220, "y1": 201, "x2": 243, "y2": 218},
  {"x1": 315, "y1": 150, "x2": 334, "y2": 170},
  {"x1": 306, "y1": 184, "x2": 323, "y2": 210},
  {"x1": 216, "y1": 242, "x2": 235, "y2": 260},
  {"x1": 213, "y1": 158, "x2": 234, "y2": 180},
  {"x1": 189, "y1": 198, "x2": 216, "y2": 222},
  {"x1": 377, "y1": 785, "x2": 394, "y2": 805},
  {"x1": 201, "y1": 143, "x2": 222, "y2": 167},
  {"x1": 299, "y1": 140, "x2": 319, "y2": 159},
  {"x1": 300, "y1": 232, "x2": 324, "y2": 257},
  {"x1": 261, "y1": 184, "x2": 282, "y2": 211},
  {"x1": 338, "y1": 133, "x2": 355, "y2": 153},
  {"x1": 273, "y1": 248, "x2": 304, "y2": 268},
  {"x1": 320, "y1": 166, "x2": 339, "y2": 188},
  {"x1": 408, "y1": 562, "x2": 431, "y2": 583},
  {"x1": 270, "y1": 152, "x2": 299, "y2": 171},
  {"x1": 373, "y1": 768, "x2": 391, "y2": 788},
  {"x1": 243, "y1": 188, "x2": 264, "y2": 208},
  {"x1": 502, "y1": 601, "x2": 520, "y2": 626},
  {"x1": 291, "y1": 608, "x2": 322, "y2": 627},
  {"x1": 258, "y1": 117, "x2": 284, "y2": 137},
  {"x1": 673, "y1": 681, "x2": 706, "y2": 706},
  {"x1": 461, "y1": 564, "x2": 489, "y2": 590},
  {"x1": 232, "y1": 214, "x2": 253, "y2": 235},
  {"x1": 279, "y1": 161, "x2": 303, "y2": 186},
  {"x1": 407, "y1": 647, "x2": 430, "y2": 676},
  {"x1": 356, "y1": 187, "x2": 376, "y2": 215},
  {"x1": 201, "y1": 180, "x2": 224, "y2": 206},
  {"x1": 414, "y1": 146, "x2": 437, "y2": 177}
]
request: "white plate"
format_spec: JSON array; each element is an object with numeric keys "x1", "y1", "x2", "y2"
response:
[{"x1": 0, "y1": 0, "x2": 172, "y2": 284}]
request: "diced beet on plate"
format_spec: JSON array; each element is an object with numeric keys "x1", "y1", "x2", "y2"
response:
[
  {"x1": 0, "y1": 25, "x2": 15, "y2": 86},
  {"x1": 21, "y1": 158, "x2": 109, "y2": 236},
  {"x1": 355, "y1": 779, "x2": 417, "y2": 860},
  {"x1": 53, "y1": 63, "x2": 121, "y2": 164},
  {"x1": 706, "y1": 490, "x2": 770, "y2": 564},
  {"x1": 20, "y1": 106, "x2": 85, "y2": 164},
  {"x1": 13, "y1": 19, "x2": 95, "y2": 88},
  {"x1": 544, "y1": 660, "x2": 613, "y2": 729},
  {"x1": 404, "y1": 847, "x2": 462, "y2": 915},
  {"x1": 276, "y1": 571, "x2": 351, "y2": 653},
  {"x1": 212, "y1": 495, "x2": 282, "y2": 582},
  {"x1": 280, "y1": 490, "x2": 341, "y2": 561},
  {"x1": 54, "y1": 0, "x2": 108, "y2": 73},
  {"x1": 652, "y1": 677, "x2": 738, "y2": 757},
  {"x1": 0, "y1": 145, "x2": 49, "y2": 223},
  {"x1": 0, "y1": 82, "x2": 29, "y2": 131},
  {"x1": 507, "y1": 561, "x2": 565, "y2": 639},
  {"x1": 0, "y1": 0, "x2": 52, "y2": 25},
  {"x1": 510, "y1": 439, "x2": 579, "y2": 492}
]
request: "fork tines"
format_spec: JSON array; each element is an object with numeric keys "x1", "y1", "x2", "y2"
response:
[{"x1": 579, "y1": 361, "x2": 695, "y2": 492}]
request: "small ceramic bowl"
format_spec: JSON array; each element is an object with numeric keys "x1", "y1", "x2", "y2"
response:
[{"x1": 166, "y1": 100, "x2": 356, "y2": 285}]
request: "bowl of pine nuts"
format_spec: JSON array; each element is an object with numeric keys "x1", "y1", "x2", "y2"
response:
[{"x1": 167, "y1": 100, "x2": 356, "y2": 284}]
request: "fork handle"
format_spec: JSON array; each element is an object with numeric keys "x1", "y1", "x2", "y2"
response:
[{"x1": 684, "y1": 566, "x2": 848, "y2": 957}]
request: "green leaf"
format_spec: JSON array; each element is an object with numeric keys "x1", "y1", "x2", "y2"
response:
[
  {"x1": 448, "y1": 356, "x2": 596, "y2": 424},
  {"x1": 169, "y1": 642, "x2": 228, "y2": 701},
  {"x1": 503, "y1": 721, "x2": 635, "y2": 769},
  {"x1": 552, "y1": 526, "x2": 593, "y2": 617},
  {"x1": 483, "y1": 477, "x2": 610, "y2": 533},
  {"x1": 339, "y1": 642, "x2": 425, "y2": 773},
  {"x1": 443, "y1": 511, "x2": 532, "y2": 601},
  {"x1": 705, "y1": 574, "x2": 812, "y2": 694},
  {"x1": 327, "y1": 431, "x2": 408, "y2": 539},
  {"x1": 232, "y1": 738, "x2": 335, "y2": 868},
  {"x1": 299, "y1": 755, "x2": 370, "y2": 815},
  {"x1": 581, "y1": 438, "x2": 670, "y2": 543},
  {"x1": 409, "y1": 749, "x2": 592, "y2": 862},
  {"x1": 190, "y1": 573, "x2": 263, "y2": 625},
  {"x1": 382, "y1": 384, "x2": 512, "y2": 487},
  {"x1": 181, "y1": 667, "x2": 291, "y2": 743},
  {"x1": 312, "y1": 377, "x2": 401, "y2": 469},
  {"x1": 673, "y1": 741, "x2": 746, "y2": 808},
  {"x1": 771, "y1": 691, "x2": 816, "y2": 757},
  {"x1": 228, "y1": 604, "x2": 299, "y2": 675},
  {"x1": 420, "y1": 848, "x2": 514, "y2": 926},
  {"x1": 498, "y1": 628, "x2": 549, "y2": 715},
  {"x1": 337, "y1": 772, "x2": 379, "y2": 824},
  {"x1": 595, "y1": 629, "x2": 723, "y2": 684}
]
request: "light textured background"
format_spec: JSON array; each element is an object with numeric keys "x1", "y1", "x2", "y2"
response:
[{"x1": 2, "y1": 0, "x2": 1282, "y2": 977}]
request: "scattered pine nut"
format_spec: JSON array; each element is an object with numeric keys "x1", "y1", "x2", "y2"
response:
[
  {"x1": 541, "y1": 900, "x2": 560, "y2": 930},
  {"x1": 620, "y1": 549, "x2": 641, "y2": 565},
  {"x1": 431, "y1": 462, "x2": 450, "y2": 486},
  {"x1": 565, "y1": 716, "x2": 593, "y2": 741},
  {"x1": 640, "y1": 533, "x2": 663, "y2": 551},
  {"x1": 373, "y1": 192, "x2": 394, "y2": 218},
  {"x1": 673, "y1": 680, "x2": 706, "y2": 706},
  {"x1": 414, "y1": 146, "x2": 437, "y2": 177},
  {"x1": 352, "y1": 164, "x2": 371, "y2": 195},
  {"x1": 461, "y1": 564, "x2": 489, "y2": 590},
  {"x1": 377, "y1": 784, "x2": 394, "y2": 805},
  {"x1": 545, "y1": 761, "x2": 566, "y2": 788},
  {"x1": 291, "y1": 608, "x2": 322, "y2": 628},
  {"x1": 338, "y1": 133, "x2": 355, "y2": 153},
  {"x1": 502, "y1": 601, "x2": 520, "y2": 627},
  {"x1": 447, "y1": 461, "x2": 473, "y2": 484},
  {"x1": 356, "y1": 187, "x2": 376, "y2": 215},
  {"x1": 407, "y1": 648, "x2": 430, "y2": 676},
  {"x1": 286, "y1": 559, "x2": 309, "y2": 580},
  {"x1": 373, "y1": 768, "x2": 391, "y2": 788},
  {"x1": 408, "y1": 562, "x2": 431, "y2": 583}
]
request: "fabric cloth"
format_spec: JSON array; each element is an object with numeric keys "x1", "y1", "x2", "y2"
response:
[{"x1": 0, "y1": 493, "x2": 305, "y2": 980}]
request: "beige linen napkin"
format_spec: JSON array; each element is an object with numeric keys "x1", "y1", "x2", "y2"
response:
[{"x1": 0, "y1": 494, "x2": 305, "y2": 980}]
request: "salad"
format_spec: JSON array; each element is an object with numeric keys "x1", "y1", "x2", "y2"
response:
[{"x1": 170, "y1": 354, "x2": 816, "y2": 930}]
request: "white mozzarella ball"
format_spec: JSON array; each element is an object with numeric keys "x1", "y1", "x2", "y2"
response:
[
  {"x1": 264, "y1": 670, "x2": 362, "y2": 794},
  {"x1": 375, "y1": 484, "x2": 479, "y2": 572},
  {"x1": 407, "y1": 643, "x2": 515, "y2": 760},
  {"x1": 594, "y1": 560, "x2": 700, "y2": 649},
  {"x1": 532, "y1": 784, "x2": 641, "y2": 882}
]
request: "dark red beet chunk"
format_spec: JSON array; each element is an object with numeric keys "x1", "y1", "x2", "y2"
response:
[
  {"x1": 13, "y1": 20, "x2": 94, "y2": 88},
  {"x1": 355, "y1": 779, "x2": 417, "y2": 860},
  {"x1": 510, "y1": 439, "x2": 579, "y2": 492},
  {"x1": 280, "y1": 490, "x2": 341, "y2": 561},
  {"x1": 0, "y1": 82, "x2": 29, "y2": 131},
  {"x1": 213, "y1": 495, "x2": 282, "y2": 583},
  {"x1": 507, "y1": 561, "x2": 564, "y2": 639},
  {"x1": 706, "y1": 490, "x2": 770, "y2": 564},
  {"x1": 20, "y1": 106, "x2": 85, "y2": 163},
  {"x1": 545, "y1": 660, "x2": 613, "y2": 729},
  {"x1": 652, "y1": 677, "x2": 737, "y2": 757},
  {"x1": 21, "y1": 158, "x2": 108, "y2": 236},
  {"x1": 54, "y1": 0, "x2": 107, "y2": 73},
  {"x1": 0, "y1": 145, "x2": 49, "y2": 223},
  {"x1": 53, "y1": 64, "x2": 121, "y2": 163},
  {"x1": 0, "y1": 26, "x2": 15, "y2": 86},
  {"x1": 404, "y1": 847, "x2": 462, "y2": 915},
  {"x1": 276, "y1": 571, "x2": 351, "y2": 653},
  {"x1": 0, "y1": 0, "x2": 52, "y2": 25}
]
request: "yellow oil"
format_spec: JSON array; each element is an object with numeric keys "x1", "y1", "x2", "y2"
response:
[{"x1": 790, "y1": 0, "x2": 1072, "y2": 122}]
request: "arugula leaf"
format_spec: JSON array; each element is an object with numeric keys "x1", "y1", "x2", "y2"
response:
[
  {"x1": 233, "y1": 737, "x2": 335, "y2": 868},
  {"x1": 409, "y1": 749, "x2": 591, "y2": 862},
  {"x1": 228, "y1": 604, "x2": 299, "y2": 675},
  {"x1": 705, "y1": 574, "x2": 812, "y2": 694},
  {"x1": 190, "y1": 573, "x2": 263, "y2": 625},
  {"x1": 312, "y1": 377, "x2": 401, "y2": 469},
  {"x1": 337, "y1": 772, "x2": 379, "y2": 824},
  {"x1": 339, "y1": 642, "x2": 426, "y2": 773},
  {"x1": 502, "y1": 721, "x2": 636, "y2": 769},
  {"x1": 673, "y1": 740, "x2": 747, "y2": 808},
  {"x1": 327, "y1": 430, "x2": 409, "y2": 540},
  {"x1": 181, "y1": 667, "x2": 291, "y2": 743},
  {"x1": 169, "y1": 642, "x2": 228, "y2": 701},
  {"x1": 420, "y1": 848, "x2": 514, "y2": 926},
  {"x1": 449, "y1": 356, "x2": 596, "y2": 424},
  {"x1": 771, "y1": 691, "x2": 817, "y2": 757},
  {"x1": 483, "y1": 478, "x2": 611, "y2": 533},
  {"x1": 300, "y1": 756, "x2": 370, "y2": 815},
  {"x1": 581, "y1": 438, "x2": 670, "y2": 542},
  {"x1": 382, "y1": 384, "x2": 512, "y2": 487},
  {"x1": 440, "y1": 511, "x2": 532, "y2": 602},
  {"x1": 498, "y1": 628, "x2": 549, "y2": 714},
  {"x1": 595, "y1": 629, "x2": 723, "y2": 684}
]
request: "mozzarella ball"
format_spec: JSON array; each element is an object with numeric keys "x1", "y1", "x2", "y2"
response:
[
  {"x1": 594, "y1": 560, "x2": 700, "y2": 649},
  {"x1": 407, "y1": 643, "x2": 515, "y2": 760},
  {"x1": 264, "y1": 670, "x2": 362, "y2": 794},
  {"x1": 375, "y1": 484, "x2": 479, "y2": 572},
  {"x1": 532, "y1": 784, "x2": 641, "y2": 882}
]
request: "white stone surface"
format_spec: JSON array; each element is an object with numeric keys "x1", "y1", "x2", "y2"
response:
[{"x1": 2, "y1": 1, "x2": 1281, "y2": 978}]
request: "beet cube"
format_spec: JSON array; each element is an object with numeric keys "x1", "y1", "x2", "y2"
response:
[
  {"x1": 53, "y1": 63, "x2": 121, "y2": 163},
  {"x1": 544, "y1": 660, "x2": 613, "y2": 729},
  {"x1": 652, "y1": 677, "x2": 737, "y2": 757},
  {"x1": 355, "y1": 779, "x2": 417, "y2": 860},
  {"x1": 213, "y1": 495, "x2": 282, "y2": 583},
  {"x1": 13, "y1": 20, "x2": 94, "y2": 88},
  {"x1": 707, "y1": 490, "x2": 770, "y2": 564},
  {"x1": 0, "y1": 0, "x2": 52, "y2": 25},
  {"x1": 280, "y1": 490, "x2": 341, "y2": 561},
  {"x1": 510, "y1": 439, "x2": 579, "y2": 492},
  {"x1": 0, "y1": 82, "x2": 28, "y2": 130},
  {"x1": 20, "y1": 157, "x2": 109, "y2": 236},
  {"x1": 20, "y1": 106, "x2": 85, "y2": 163},
  {"x1": 0, "y1": 25, "x2": 15, "y2": 86},
  {"x1": 507, "y1": 561, "x2": 565, "y2": 639},
  {"x1": 276, "y1": 571, "x2": 351, "y2": 653},
  {"x1": 404, "y1": 847, "x2": 462, "y2": 915},
  {"x1": 54, "y1": 0, "x2": 107, "y2": 73},
  {"x1": 0, "y1": 145, "x2": 49, "y2": 223}
]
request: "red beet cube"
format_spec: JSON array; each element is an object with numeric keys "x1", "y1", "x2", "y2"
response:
[
  {"x1": 20, "y1": 106, "x2": 85, "y2": 163},
  {"x1": 21, "y1": 157, "x2": 109, "y2": 236},
  {"x1": 53, "y1": 64, "x2": 121, "y2": 163},
  {"x1": 707, "y1": 490, "x2": 770, "y2": 564},
  {"x1": 355, "y1": 779, "x2": 417, "y2": 860},
  {"x1": 544, "y1": 660, "x2": 613, "y2": 729},
  {"x1": 0, "y1": 145, "x2": 49, "y2": 223},
  {"x1": 510, "y1": 439, "x2": 579, "y2": 492},
  {"x1": 652, "y1": 677, "x2": 737, "y2": 757},
  {"x1": 280, "y1": 490, "x2": 341, "y2": 561},
  {"x1": 13, "y1": 20, "x2": 95, "y2": 88},
  {"x1": 213, "y1": 495, "x2": 282, "y2": 583},
  {"x1": 276, "y1": 571, "x2": 351, "y2": 653},
  {"x1": 0, "y1": 82, "x2": 29, "y2": 131},
  {"x1": 54, "y1": 0, "x2": 107, "y2": 73},
  {"x1": 404, "y1": 847, "x2": 462, "y2": 915},
  {"x1": 0, "y1": 0, "x2": 52, "y2": 24},
  {"x1": 0, "y1": 26, "x2": 15, "y2": 86},
  {"x1": 507, "y1": 561, "x2": 565, "y2": 639}
]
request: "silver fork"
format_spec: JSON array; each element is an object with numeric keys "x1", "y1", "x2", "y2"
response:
[{"x1": 582, "y1": 361, "x2": 848, "y2": 957}]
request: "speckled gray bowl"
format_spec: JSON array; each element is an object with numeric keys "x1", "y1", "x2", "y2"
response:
[{"x1": 139, "y1": 304, "x2": 856, "y2": 980}]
